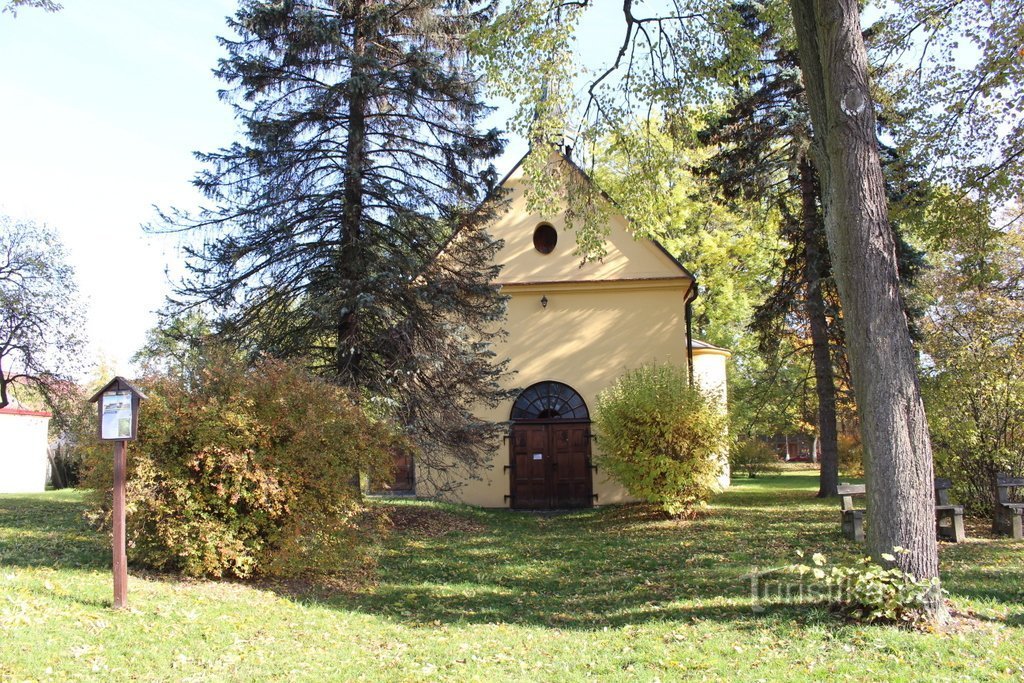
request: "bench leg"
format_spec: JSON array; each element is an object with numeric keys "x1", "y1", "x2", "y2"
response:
[
  {"x1": 995, "y1": 508, "x2": 1024, "y2": 539},
  {"x1": 937, "y1": 509, "x2": 966, "y2": 543},
  {"x1": 842, "y1": 512, "x2": 864, "y2": 543},
  {"x1": 946, "y1": 511, "x2": 962, "y2": 544}
]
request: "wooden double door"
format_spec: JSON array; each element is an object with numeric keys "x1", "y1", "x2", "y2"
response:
[
  {"x1": 509, "y1": 422, "x2": 593, "y2": 509},
  {"x1": 370, "y1": 449, "x2": 414, "y2": 494}
]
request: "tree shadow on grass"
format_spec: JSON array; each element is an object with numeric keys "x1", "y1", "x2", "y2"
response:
[
  {"x1": 0, "y1": 493, "x2": 108, "y2": 570},
  {"x1": 6, "y1": 477, "x2": 1020, "y2": 633},
  {"x1": 316, "y1": 478, "x2": 1024, "y2": 632},
  {"x1": 315, "y1": 480, "x2": 861, "y2": 630}
]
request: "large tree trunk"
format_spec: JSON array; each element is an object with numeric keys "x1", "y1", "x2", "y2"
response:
[
  {"x1": 788, "y1": 0, "x2": 942, "y2": 618},
  {"x1": 799, "y1": 157, "x2": 840, "y2": 498},
  {"x1": 338, "y1": 0, "x2": 368, "y2": 381}
]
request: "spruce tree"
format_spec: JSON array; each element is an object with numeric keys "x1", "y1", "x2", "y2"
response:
[{"x1": 158, "y1": 0, "x2": 510, "y2": 495}]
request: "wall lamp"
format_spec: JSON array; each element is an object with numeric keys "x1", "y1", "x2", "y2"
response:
[{"x1": 540, "y1": 295, "x2": 548, "y2": 309}]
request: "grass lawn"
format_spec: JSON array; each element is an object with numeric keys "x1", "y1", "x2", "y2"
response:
[{"x1": 1, "y1": 472, "x2": 1022, "y2": 682}]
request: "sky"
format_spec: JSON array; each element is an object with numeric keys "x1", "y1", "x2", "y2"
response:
[
  {"x1": 0, "y1": 1, "x2": 242, "y2": 377},
  {"x1": 0, "y1": 1, "x2": 629, "y2": 380}
]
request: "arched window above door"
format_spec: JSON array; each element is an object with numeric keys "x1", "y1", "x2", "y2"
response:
[{"x1": 511, "y1": 381, "x2": 589, "y2": 421}]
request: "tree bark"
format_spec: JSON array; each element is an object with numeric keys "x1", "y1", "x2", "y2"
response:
[
  {"x1": 338, "y1": 0, "x2": 368, "y2": 380},
  {"x1": 788, "y1": 0, "x2": 942, "y2": 617},
  {"x1": 799, "y1": 157, "x2": 840, "y2": 497}
]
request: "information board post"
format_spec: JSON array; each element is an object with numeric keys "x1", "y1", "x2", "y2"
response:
[
  {"x1": 112, "y1": 440, "x2": 127, "y2": 608},
  {"x1": 88, "y1": 377, "x2": 146, "y2": 610}
]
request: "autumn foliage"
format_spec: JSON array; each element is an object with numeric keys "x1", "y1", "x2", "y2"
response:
[
  {"x1": 82, "y1": 352, "x2": 402, "y2": 579},
  {"x1": 594, "y1": 364, "x2": 727, "y2": 517}
]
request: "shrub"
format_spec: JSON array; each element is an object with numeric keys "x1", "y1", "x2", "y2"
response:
[
  {"x1": 729, "y1": 439, "x2": 782, "y2": 478},
  {"x1": 787, "y1": 549, "x2": 944, "y2": 625},
  {"x1": 81, "y1": 351, "x2": 402, "y2": 579},
  {"x1": 594, "y1": 363, "x2": 728, "y2": 517},
  {"x1": 837, "y1": 433, "x2": 865, "y2": 478}
]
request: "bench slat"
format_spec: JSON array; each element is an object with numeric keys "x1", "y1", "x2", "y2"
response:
[
  {"x1": 837, "y1": 484, "x2": 866, "y2": 495},
  {"x1": 996, "y1": 475, "x2": 1024, "y2": 488},
  {"x1": 934, "y1": 504, "x2": 963, "y2": 512},
  {"x1": 934, "y1": 477, "x2": 954, "y2": 490}
]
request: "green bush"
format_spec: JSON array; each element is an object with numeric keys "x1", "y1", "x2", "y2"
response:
[
  {"x1": 81, "y1": 351, "x2": 402, "y2": 579},
  {"x1": 729, "y1": 439, "x2": 782, "y2": 478},
  {"x1": 594, "y1": 363, "x2": 728, "y2": 517}
]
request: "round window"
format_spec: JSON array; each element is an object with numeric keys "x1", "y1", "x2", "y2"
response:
[{"x1": 533, "y1": 223, "x2": 557, "y2": 254}]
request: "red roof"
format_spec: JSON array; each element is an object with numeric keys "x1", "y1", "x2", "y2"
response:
[{"x1": 0, "y1": 407, "x2": 52, "y2": 418}]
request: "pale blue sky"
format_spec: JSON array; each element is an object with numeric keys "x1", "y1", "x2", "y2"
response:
[
  {"x1": 1, "y1": 1, "x2": 240, "y2": 375},
  {"x1": 0, "y1": 1, "x2": 628, "y2": 378}
]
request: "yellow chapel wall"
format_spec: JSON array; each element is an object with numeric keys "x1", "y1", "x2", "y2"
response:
[{"x1": 450, "y1": 280, "x2": 692, "y2": 507}]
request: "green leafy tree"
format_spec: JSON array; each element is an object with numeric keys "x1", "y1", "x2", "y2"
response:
[
  {"x1": 922, "y1": 225, "x2": 1024, "y2": 513},
  {"x1": 0, "y1": 216, "x2": 85, "y2": 411},
  {"x1": 594, "y1": 363, "x2": 728, "y2": 517},
  {"x1": 133, "y1": 311, "x2": 214, "y2": 385},
  {"x1": 158, "y1": 0, "x2": 510, "y2": 495},
  {"x1": 589, "y1": 115, "x2": 789, "y2": 472},
  {"x1": 730, "y1": 334, "x2": 821, "y2": 443},
  {"x1": 697, "y1": 3, "x2": 930, "y2": 498},
  {"x1": 590, "y1": 117, "x2": 781, "y2": 353},
  {"x1": 878, "y1": 0, "x2": 1024, "y2": 213},
  {"x1": 694, "y1": 3, "x2": 845, "y2": 496},
  {"x1": 471, "y1": 1, "x2": 761, "y2": 258}
]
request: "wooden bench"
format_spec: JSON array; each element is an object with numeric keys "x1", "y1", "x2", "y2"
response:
[
  {"x1": 934, "y1": 477, "x2": 965, "y2": 543},
  {"x1": 838, "y1": 483, "x2": 865, "y2": 542},
  {"x1": 995, "y1": 474, "x2": 1024, "y2": 540},
  {"x1": 839, "y1": 480, "x2": 966, "y2": 544}
]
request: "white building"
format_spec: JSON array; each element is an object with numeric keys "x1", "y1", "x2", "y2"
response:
[{"x1": 0, "y1": 406, "x2": 52, "y2": 493}]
